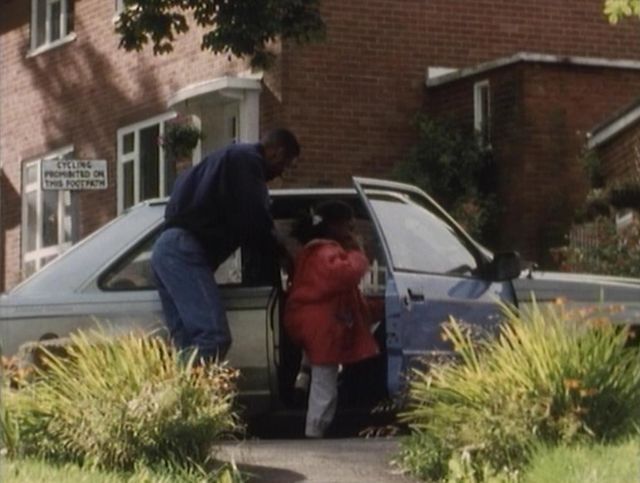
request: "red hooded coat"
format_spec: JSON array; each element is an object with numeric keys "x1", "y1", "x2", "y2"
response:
[{"x1": 284, "y1": 239, "x2": 380, "y2": 365}]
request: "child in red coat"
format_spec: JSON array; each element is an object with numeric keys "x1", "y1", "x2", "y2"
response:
[{"x1": 284, "y1": 201, "x2": 381, "y2": 438}]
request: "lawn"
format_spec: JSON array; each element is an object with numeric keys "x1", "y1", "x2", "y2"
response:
[
  {"x1": 2, "y1": 458, "x2": 241, "y2": 483},
  {"x1": 523, "y1": 439, "x2": 640, "y2": 483}
]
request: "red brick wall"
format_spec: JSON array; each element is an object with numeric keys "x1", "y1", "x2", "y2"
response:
[
  {"x1": 425, "y1": 63, "x2": 640, "y2": 261},
  {"x1": 422, "y1": 0, "x2": 640, "y2": 64},
  {"x1": 4, "y1": 0, "x2": 640, "y2": 288},
  {"x1": 280, "y1": 0, "x2": 429, "y2": 187},
  {"x1": 597, "y1": 123, "x2": 640, "y2": 181},
  {"x1": 0, "y1": 0, "x2": 258, "y2": 289},
  {"x1": 281, "y1": 0, "x2": 640, "y2": 187}
]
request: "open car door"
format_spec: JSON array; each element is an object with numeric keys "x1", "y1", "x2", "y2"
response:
[{"x1": 353, "y1": 177, "x2": 518, "y2": 396}]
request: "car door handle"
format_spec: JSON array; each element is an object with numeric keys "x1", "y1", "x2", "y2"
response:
[{"x1": 407, "y1": 288, "x2": 425, "y2": 302}]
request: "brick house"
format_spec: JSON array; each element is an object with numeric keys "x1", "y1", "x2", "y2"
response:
[
  {"x1": 426, "y1": 54, "x2": 640, "y2": 262},
  {"x1": 2, "y1": 0, "x2": 640, "y2": 291},
  {"x1": 587, "y1": 97, "x2": 640, "y2": 182}
]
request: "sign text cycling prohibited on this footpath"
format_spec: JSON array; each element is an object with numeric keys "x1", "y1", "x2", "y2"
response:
[{"x1": 42, "y1": 159, "x2": 108, "y2": 190}]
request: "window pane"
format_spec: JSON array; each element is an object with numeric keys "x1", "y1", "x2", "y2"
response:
[
  {"x1": 35, "y1": 0, "x2": 46, "y2": 46},
  {"x1": 369, "y1": 192, "x2": 478, "y2": 275},
  {"x1": 41, "y1": 253, "x2": 58, "y2": 267},
  {"x1": 51, "y1": 1, "x2": 62, "y2": 41},
  {"x1": 102, "y1": 234, "x2": 158, "y2": 290},
  {"x1": 215, "y1": 249, "x2": 242, "y2": 285},
  {"x1": 229, "y1": 116, "x2": 237, "y2": 142},
  {"x1": 24, "y1": 261, "x2": 36, "y2": 279},
  {"x1": 25, "y1": 191, "x2": 38, "y2": 252},
  {"x1": 139, "y1": 124, "x2": 160, "y2": 201},
  {"x1": 122, "y1": 132, "x2": 134, "y2": 154},
  {"x1": 62, "y1": 191, "x2": 72, "y2": 242},
  {"x1": 123, "y1": 161, "x2": 134, "y2": 209},
  {"x1": 42, "y1": 190, "x2": 59, "y2": 247},
  {"x1": 481, "y1": 86, "x2": 490, "y2": 143},
  {"x1": 66, "y1": 0, "x2": 74, "y2": 33}
]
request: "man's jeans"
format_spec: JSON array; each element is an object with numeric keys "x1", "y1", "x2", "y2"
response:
[{"x1": 151, "y1": 227, "x2": 231, "y2": 360}]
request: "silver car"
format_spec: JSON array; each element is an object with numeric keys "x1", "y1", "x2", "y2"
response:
[{"x1": 2, "y1": 177, "x2": 640, "y2": 412}]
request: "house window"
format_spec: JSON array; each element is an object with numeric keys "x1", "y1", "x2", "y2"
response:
[
  {"x1": 22, "y1": 148, "x2": 74, "y2": 279},
  {"x1": 474, "y1": 80, "x2": 491, "y2": 148},
  {"x1": 117, "y1": 113, "x2": 191, "y2": 213},
  {"x1": 31, "y1": 0, "x2": 74, "y2": 51}
]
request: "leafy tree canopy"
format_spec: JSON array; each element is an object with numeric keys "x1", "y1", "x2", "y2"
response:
[
  {"x1": 115, "y1": 0, "x2": 326, "y2": 68},
  {"x1": 604, "y1": 0, "x2": 640, "y2": 24}
]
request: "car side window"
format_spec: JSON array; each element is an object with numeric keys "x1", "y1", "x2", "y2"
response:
[
  {"x1": 100, "y1": 231, "x2": 243, "y2": 290},
  {"x1": 368, "y1": 191, "x2": 479, "y2": 276}
]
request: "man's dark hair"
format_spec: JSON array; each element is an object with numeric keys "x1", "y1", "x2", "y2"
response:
[{"x1": 261, "y1": 128, "x2": 301, "y2": 158}]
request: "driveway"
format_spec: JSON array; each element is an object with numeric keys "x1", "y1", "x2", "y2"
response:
[{"x1": 216, "y1": 438, "x2": 417, "y2": 483}]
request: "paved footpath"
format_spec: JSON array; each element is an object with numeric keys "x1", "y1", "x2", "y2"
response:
[{"x1": 216, "y1": 438, "x2": 417, "y2": 483}]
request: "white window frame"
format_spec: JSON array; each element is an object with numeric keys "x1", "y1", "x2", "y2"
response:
[
  {"x1": 118, "y1": 112, "x2": 194, "y2": 213},
  {"x1": 22, "y1": 146, "x2": 74, "y2": 278},
  {"x1": 474, "y1": 80, "x2": 491, "y2": 148},
  {"x1": 30, "y1": 0, "x2": 75, "y2": 54}
]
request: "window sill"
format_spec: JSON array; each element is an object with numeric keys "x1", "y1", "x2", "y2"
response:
[{"x1": 27, "y1": 33, "x2": 77, "y2": 59}]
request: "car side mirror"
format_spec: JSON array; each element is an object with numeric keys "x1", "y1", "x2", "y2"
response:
[{"x1": 487, "y1": 251, "x2": 521, "y2": 281}]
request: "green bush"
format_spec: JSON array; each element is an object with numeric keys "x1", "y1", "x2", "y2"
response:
[
  {"x1": 2, "y1": 330, "x2": 239, "y2": 471},
  {"x1": 399, "y1": 302, "x2": 640, "y2": 481},
  {"x1": 394, "y1": 114, "x2": 498, "y2": 243}
]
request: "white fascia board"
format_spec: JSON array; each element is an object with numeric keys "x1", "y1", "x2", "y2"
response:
[
  {"x1": 426, "y1": 52, "x2": 640, "y2": 87},
  {"x1": 168, "y1": 76, "x2": 262, "y2": 109},
  {"x1": 426, "y1": 67, "x2": 459, "y2": 83},
  {"x1": 587, "y1": 105, "x2": 640, "y2": 150}
]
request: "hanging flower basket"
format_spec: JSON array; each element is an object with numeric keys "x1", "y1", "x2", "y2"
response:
[
  {"x1": 161, "y1": 117, "x2": 202, "y2": 159},
  {"x1": 608, "y1": 181, "x2": 640, "y2": 210}
]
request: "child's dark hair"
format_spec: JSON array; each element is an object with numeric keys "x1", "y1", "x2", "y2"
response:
[{"x1": 291, "y1": 200, "x2": 354, "y2": 244}]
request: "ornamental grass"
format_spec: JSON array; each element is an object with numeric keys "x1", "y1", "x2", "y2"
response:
[
  {"x1": 398, "y1": 301, "x2": 640, "y2": 481},
  {"x1": 1, "y1": 329, "x2": 239, "y2": 473}
]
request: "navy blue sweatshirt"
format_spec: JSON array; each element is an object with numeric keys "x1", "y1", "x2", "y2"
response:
[{"x1": 164, "y1": 143, "x2": 274, "y2": 269}]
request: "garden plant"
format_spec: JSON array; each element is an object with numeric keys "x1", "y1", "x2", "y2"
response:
[
  {"x1": 397, "y1": 301, "x2": 640, "y2": 482},
  {"x1": 1, "y1": 329, "x2": 242, "y2": 482}
]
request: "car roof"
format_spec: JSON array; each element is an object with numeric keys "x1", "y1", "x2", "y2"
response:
[
  {"x1": 3, "y1": 188, "x2": 365, "y2": 299},
  {"x1": 6, "y1": 202, "x2": 165, "y2": 298},
  {"x1": 140, "y1": 187, "x2": 360, "y2": 206}
]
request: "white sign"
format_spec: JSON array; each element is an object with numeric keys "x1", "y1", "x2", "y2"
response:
[{"x1": 42, "y1": 159, "x2": 108, "y2": 190}]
